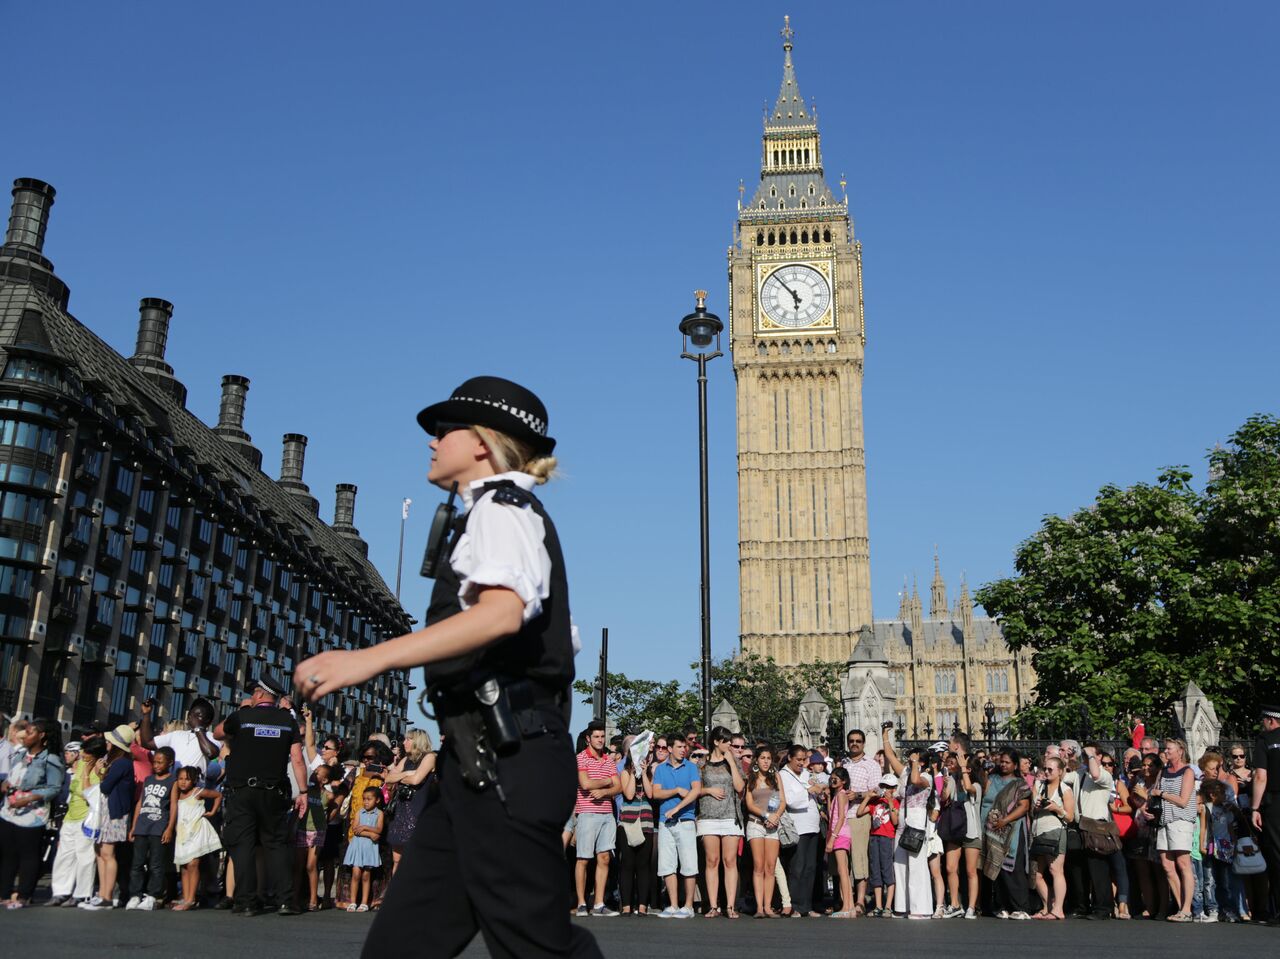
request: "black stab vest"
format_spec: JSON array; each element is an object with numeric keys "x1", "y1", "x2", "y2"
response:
[{"x1": 422, "y1": 481, "x2": 575, "y2": 696}]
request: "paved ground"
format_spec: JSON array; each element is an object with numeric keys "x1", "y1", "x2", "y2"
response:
[{"x1": 0, "y1": 906, "x2": 1272, "y2": 957}]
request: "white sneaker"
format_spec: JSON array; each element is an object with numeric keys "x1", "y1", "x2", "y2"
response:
[
  {"x1": 656, "y1": 906, "x2": 681, "y2": 919},
  {"x1": 78, "y1": 896, "x2": 109, "y2": 911},
  {"x1": 674, "y1": 906, "x2": 694, "y2": 918},
  {"x1": 996, "y1": 909, "x2": 1010, "y2": 920},
  {"x1": 124, "y1": 895, "x2": 143, "y2": 911},
  {"x1": 965, "y1": 907, "x2": 978, "y2": 919},
  {"x1": 137, "y1": 895, "x2": 156, "y2": 911},
  {"x1": 1010, "y1": 911, "x2": 1032, "y2": 920}
]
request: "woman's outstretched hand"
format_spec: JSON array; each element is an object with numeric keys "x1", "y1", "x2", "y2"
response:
[{"x1": 294, "y1": 649, "x2": 383, "y2": 702}]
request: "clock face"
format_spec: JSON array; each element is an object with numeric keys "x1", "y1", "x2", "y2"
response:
[{"x1": 760, "y1": 263, "x2": 832, "y2": 328}]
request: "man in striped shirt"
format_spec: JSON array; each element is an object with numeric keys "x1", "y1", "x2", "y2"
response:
[{"x1": 574, "y1": 720, "x2": 621, "y2": 917}]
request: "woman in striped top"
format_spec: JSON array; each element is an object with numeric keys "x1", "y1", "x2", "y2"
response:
[{"x1": 1152, "y1": 737, "x2": 1198, "y2": 921}]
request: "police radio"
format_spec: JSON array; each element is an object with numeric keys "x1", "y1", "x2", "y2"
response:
[{"x1": 420, "y1": 482, "x2": 460, "y2": 579}]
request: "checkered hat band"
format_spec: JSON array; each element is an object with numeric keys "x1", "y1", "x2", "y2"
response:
[
  {"x1": 1264, "y1": 707, "x2": 1280, "y2": 719},
  {"x1": 455, "y1": 395, "x2": 547, "y2": 437}
]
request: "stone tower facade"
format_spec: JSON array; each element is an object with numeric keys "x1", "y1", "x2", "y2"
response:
[{"x1": 729, "y1": 18, "x2": 872, "y2": 666}]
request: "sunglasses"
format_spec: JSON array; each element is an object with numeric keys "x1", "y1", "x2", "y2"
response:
[
  {"x1": 1231, "y1": 754, "x2": 1246, "y2": 759},
  {"x1": 1100, "y1": 761, "x2": 1115, "y2": 768}
]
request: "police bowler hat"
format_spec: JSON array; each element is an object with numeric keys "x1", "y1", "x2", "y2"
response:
[{"x1": 416, "y1": 376, "x2": 555, "y2": 455}]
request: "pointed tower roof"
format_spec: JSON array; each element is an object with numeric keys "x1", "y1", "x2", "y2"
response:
[
  {"x1": 768, "y1": 16, "x2": 810, "y2": 130},
  {"x1": 741, "y1": 17, "x2": 840, "y2": 221},
  {"x1": 930, "y1": 549, "x2": 947, "y2": 619}
]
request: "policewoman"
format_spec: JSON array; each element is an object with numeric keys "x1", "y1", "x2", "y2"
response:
[
  {"x1": 296, "y1": 377, "x2": 600, "y2": 959},
  {"x1": 213, "y1": 672, "x2": 308, "y2": 915},
  {"x1": 1251, "y1": 703, "x2": 1280, "y2": 897}
]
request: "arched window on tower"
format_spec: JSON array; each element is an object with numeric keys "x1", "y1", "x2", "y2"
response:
[
  {"x1": 789, "y1": 149, "x2": 795, "y2": 164},
  {"x1": 808, "y1": 184, "x2": 815, "y2": 195},
  {"x1": 789, "y1": 184, "x2": 796, "y2": 197},
  {"x1": 800, "y1": 200, "x2": 807, "y2": 209},
  {"x1": 804, "y1": 148, "x2": 811, "y2": 163},
  {"x1": 801, "y1": 230, "x2": 809, "y2": 244},
  {"x1": 779, "y1": 231, "x2": 787, "y2": 245},
  {"x1": 790, "y1": 230, "x2": 798, "y2": 244},
  {"x1": 756, "y1": 231, "x2": 764, "y2": 246},
  {"x1": 770, "y1": 185, "x2": 777, "y2": 197},
  {"x1": 767, "y1": 231, "x2": 775, "y2": 246},
  {"x1": 773, "y1": 150, "x2": 779, "y2": 166},
  {"x1": 823, "y1": 229, "x2": 831, "y2": 242}
]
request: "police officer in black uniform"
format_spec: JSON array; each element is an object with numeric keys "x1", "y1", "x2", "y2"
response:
[
  {"x1": 1251, "y1": 703, "x2": 1280, "y2": 913},
  {"x1": 213, "y1": 672, "x2": 308, "y2": 915},
  {"x1": 296, "y1": 377, "x2": 600, "y2": 959}
]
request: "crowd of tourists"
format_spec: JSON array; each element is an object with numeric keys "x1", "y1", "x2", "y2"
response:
[
  {"x1": 2, "y1": 702, "x2": 1278, "y2": 926},
  {"x1": 0, "y1": 699, "x2": 435, "y2": 913},
  {"x1": 566, "y1": 712, "x2": 1280, "y2": 923}
]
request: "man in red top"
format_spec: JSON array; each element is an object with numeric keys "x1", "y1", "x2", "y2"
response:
[{"x1": 574, "y1": 720, "x2": 621, "y2": 917}]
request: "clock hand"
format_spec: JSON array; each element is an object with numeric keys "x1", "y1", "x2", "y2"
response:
[{"x1": 774, "y1": 276, "x2": 803, "y2": 311}]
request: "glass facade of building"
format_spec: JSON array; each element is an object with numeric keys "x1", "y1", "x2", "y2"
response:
[{"x1": 0, "y1": 178, "x2": 413, "y2": 741}]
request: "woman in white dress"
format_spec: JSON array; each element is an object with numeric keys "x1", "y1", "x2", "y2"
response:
[{"x1": 881, "y1": 726, "x2": 934, "y2": 918}]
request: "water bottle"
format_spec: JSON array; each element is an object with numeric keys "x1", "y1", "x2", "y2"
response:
[{"x1": 767, "y1": 794, "x2": 779, "y2": 813}]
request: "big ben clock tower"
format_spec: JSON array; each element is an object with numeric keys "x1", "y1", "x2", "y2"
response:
[{"x1": 730, "y1": 17, "x2": 872, "y2": 666}]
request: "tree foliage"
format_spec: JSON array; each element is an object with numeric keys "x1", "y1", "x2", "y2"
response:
[
  {"x1": 572, "y1": 652, "x2": 843, "y2": 744},
  {"x1": 975, "y1": 414, "x2": 1280, "y2": 735}
]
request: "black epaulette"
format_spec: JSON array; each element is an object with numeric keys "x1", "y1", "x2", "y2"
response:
[{"x1": 486, "y1": 482, "x2": 532, "y2": 508}]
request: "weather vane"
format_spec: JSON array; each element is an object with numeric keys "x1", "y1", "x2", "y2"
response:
[{"x1": 781, "y1": 15, "x2": 794, "y2": 47}]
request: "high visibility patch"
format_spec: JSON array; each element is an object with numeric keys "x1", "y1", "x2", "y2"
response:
[{"x1": 250, "y1": 725, "x2": 282, "y2": 738}]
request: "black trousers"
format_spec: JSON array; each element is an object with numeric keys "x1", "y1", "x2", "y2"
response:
[
  {"x1": 1084, "y1": 849, "x2": 1114, "y2": 917},
  {"x1": 617, "y1": 829, "x2": 654, "y2": 911},
  {"x1": 129, "y1": 834, "x2": 171, "y2": 898},
  {"x1": 992, "y1": 854, "x2": 1029, "y2": 914},
  {"x1": 1262, "y1": 799, "x2": 1280, "y2": 903},
  {"x1": 223, "y1": 785, "x2": 293, "y2": 908},
  {"x1": 362, "y1": 719, "x2": 602, "y2": 959},
  {"x1": 783, "y1": 833, "x2": 820, "y2": 914},
  {"x1": 0, "y1": 820, "x2": 43, "y2": 901}
]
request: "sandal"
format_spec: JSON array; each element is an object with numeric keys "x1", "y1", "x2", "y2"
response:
[
  {"x1": 704, "y1": 908, "x2": 721, "y2": 918},
  {"x1": 1167, "y1": 912, "x2": 1192, "y2": 922},
  {"x1": 726, "y1": 908, "x2": 739, "y2": 919},
  {"x1": 170, "y1": 900, "x2": 196, "y2": 911}
]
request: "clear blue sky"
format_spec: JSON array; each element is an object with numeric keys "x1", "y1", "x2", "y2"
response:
[{"x1": 6, "y1": 2, "x2": 1278, "y2": 734}]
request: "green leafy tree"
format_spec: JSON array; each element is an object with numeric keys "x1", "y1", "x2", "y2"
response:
[
  {"x1": 574, "y1": 652, "x2": 844, "y2": 743},
  {"x1": 976, "y1": 414, "x2": 1280, "y2": 735}
]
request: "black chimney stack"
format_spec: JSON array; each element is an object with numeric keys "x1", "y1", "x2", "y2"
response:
[
  {"x1": 278, "y1": 434, "x2": 319, "y2": 514},
  {"x1": 4, "y1": 178, "x2": 55, "y2": 252},
  {"x1": 128, "y1": 298, "x2": 188, "y2": 406},
  {"x1": 0, "y1": 178, "x2": 69, "y2": 309},
  {"x1": 333, "y1": 484, "x2": 368, "y2": 557},
  {"x1": 212, "y1": 374, "x2": 262, "y2": 470}
]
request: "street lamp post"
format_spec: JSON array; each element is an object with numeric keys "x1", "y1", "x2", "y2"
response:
[
  {"x1": 679, "y1": 290, "x2": 723, "y2": 748},
  {"x1": 395, "y1": 497, "x2": 412, "y2": 600},
  {"x1": 983, "y1": 700, "x2": 996, "y2": 742}
]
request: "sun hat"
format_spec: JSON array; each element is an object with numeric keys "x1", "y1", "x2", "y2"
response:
[
  {"x1": 103, "y1": 724, "x2": 135, "y2": 751},
  {"x1": 879, "y1": 773, "x2": 899, "y2": 788}
]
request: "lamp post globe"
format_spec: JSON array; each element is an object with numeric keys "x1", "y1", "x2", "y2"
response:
[
  {"x1": 679, "y1": 290, "x2": 722, "y2": 747},
  {"x1": 680, "y1": 290, "x2": 724, "y2": 351}
]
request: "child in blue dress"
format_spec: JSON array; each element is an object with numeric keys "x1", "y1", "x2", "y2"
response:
[{"x1": 344, "y1": 786, "x2": 384, "y2": 912}]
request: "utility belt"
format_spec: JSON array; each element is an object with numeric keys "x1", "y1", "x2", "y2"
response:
[
  {"x1": 426, "y1": 677, "x2": 567, "y2": 802},
  {"x1": 225, "y1": 776, "x2": 288, "y2": 795}
]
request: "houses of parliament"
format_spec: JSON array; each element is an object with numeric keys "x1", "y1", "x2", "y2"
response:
[{"x1": 728, "y1": 19, "x2": 1034, "y2": 736}]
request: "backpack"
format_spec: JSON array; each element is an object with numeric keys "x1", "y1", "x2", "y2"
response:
[{"x1": 936, "y1": 775, "x2": 968, "y2": 843}]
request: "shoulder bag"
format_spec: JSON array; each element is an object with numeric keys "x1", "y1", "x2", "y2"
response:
[
  {"x1": 1079, "y1": 815, "x2": 1122, "y2": 855},
  {"x1": 1233, "y1": 837, "x2": 1266, "y2": 876}
]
